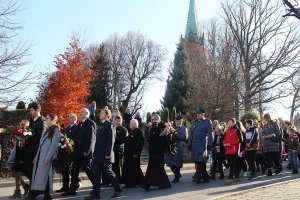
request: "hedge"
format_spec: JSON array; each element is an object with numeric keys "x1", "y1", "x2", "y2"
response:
[{"x1": 0, "y1": 109, "x2": 28, "y2": 177}]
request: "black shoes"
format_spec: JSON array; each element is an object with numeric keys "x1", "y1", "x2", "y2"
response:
[
  {"x1": 267, "y1": 169, "x2": 272, "y2": 176},
  {"x1": 292, "y1": 169, "x2": 299, "y2": 174},
  {"x1": 192, "y1": 178, "x2": 201, "y2": 184},
  {"x1": 171, "y1": 178, "x2": 180, "y2": 183},
  {"x1": 200, "y1": 178, "x2": 210, "y2": 183},
  {"x1": 111, "y1": 190, "x2": 123, "y2": 198},
  {"x1": 9, "y1": 190, "x2": 21, "y2": 199},
  {"x1": 287, "y1": 163, "x2": 293, "y2": 170},
  {"x1": 140, "y1": 185, "x2": 150, "y2": 191},
  {"x1": 274, "y1": 169, "x2": 281, "y2": 175},
  {"x1": 219, "y1": 174, "x2": 225, "y2": 180},
  {"x1": 61, "y1": 190, "x2": 76, "y2": 196}
]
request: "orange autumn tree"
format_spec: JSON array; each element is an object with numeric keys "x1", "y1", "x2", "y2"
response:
[{"x1": 38, "y1": 37, "x2": 92, "y2": 126}]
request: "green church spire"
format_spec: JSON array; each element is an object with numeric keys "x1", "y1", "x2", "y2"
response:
[{"x1": 185, "y1": 0, "x2": 204, "y2": 44}]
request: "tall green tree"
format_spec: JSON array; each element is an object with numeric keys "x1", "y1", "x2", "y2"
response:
[
  {"x1": 87, "y1": 44, "x2": 111, "y2": 109},
  {"x1": 163, "y1": 41, "x2": 191, "y2": 114}
]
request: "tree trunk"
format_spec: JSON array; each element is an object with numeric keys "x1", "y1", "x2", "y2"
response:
[
  {"x1": 258, "y1": 89, "x2": 263, "y2": 119},
  {"x1": 290, "y1": 87, "x2": 300, "y2": 122}
]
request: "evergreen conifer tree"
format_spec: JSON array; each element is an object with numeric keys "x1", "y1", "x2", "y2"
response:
[{"x1": 163, "y1": 41, "x2": 191, "y2": 114}]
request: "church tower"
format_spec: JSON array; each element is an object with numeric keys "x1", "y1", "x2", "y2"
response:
[
  {"x1": 185, "y1": 0, "x2": 204, "y2": 45},
  {"x1": 182, "y1": 0, "x2": 205, "y2": 69}
]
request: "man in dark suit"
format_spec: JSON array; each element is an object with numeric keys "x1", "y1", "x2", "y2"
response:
[
  {"x1": 62, "y1": 108, "x2": 96, "y2": 196},
  {"x1": 112, "y1": 115, "x2": 128, "y2": 183},
  {"x1": 24, "y1": 102, "x2": 46, "y2": 192},
  {"x1": 85, "y1": 109, "x2": 122, "y2": 200},
  {"x1": 102, "y1": 115, "x2": 128, "y2": 185},
  {"x1": 56, "y1": 114, "x2": 79, "y2": 193}
]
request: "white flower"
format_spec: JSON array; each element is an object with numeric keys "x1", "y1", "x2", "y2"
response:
[
  {"x1": 58, "y1": 143, "x2": 62, "y2": 147},
  {"x1": 61, "y1": 138, "x2": 64, "y2": 142},
  {"x1": 61, "y1": 144, "x2": 66, "y2": 149},
  {"x1": 23, "y1": 131, "x2": 32, "y2": 136}
]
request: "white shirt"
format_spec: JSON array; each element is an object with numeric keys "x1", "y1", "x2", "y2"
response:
[{"x1": 33, "y1": 115, "x2": 41, "y2": 122}]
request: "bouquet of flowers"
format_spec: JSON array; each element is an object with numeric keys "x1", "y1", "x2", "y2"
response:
[
  {"x1": 10, "y1": 128, "x2": 33, "y2": 140},
  {"x1": 159, "y1": 121, "x2": 176, "y2": 136},
  {"x1": 164, "y1": 121, "x2": 178, "y2": 155},
  {"x1": 54, "y1": 135, "x2": 73, "y2": 172}
]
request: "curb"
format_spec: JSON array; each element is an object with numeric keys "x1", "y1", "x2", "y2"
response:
[
  {"x1": 212, "y1": 177, "x2": 300, "y2": 200},
  {"x1": 0, "y1": 164, "x2": 195, "y2": 188}
]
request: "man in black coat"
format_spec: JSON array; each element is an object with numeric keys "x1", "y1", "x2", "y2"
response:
[
  {"x1": 122, "y1": 119, "x2": 144, "y2": 188},
  {"x1": 56, "y1": 114, "x2": 79, "y2": 193},
  {"x1": 112, "y1": 115, "x2": 128, "y2": 183},
  {"x1": 85, "y1": 109, "x2": 122, "y2": 200},
  {"x1": 62, "y1": 108, "x2": 96, "y2": 196},
  {"x1": 24, "y1": 102, "x2": 46, "y2": 189}
]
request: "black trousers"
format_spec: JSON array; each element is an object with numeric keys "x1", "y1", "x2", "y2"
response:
[
  {"x1": 264, "y1": 152, "x2": 280, "y2": 171},
  {"x1": 170, "y1": 166, "x2": 181, "y2": 179},
  {"x1": 236, "y1": 156, "x2": 248, "y2": 174},
  {"x1": 112, "y1": 153, "x2": 123, "y2": 183},
  {"x1": 211, "y1": 156, "x2": 225, "y2": 177},
  {"x1": 61, "y1": 164, "x2": 70, "y2": 189},
  {"x1": 255, "y1": 152, "x2": 264, "y2": 171},
  {"x1": 23, "y1": 153, "x2": 36, "y2": 182},
  {"x1": 227, "y1": 155, "x2": 239, "y2": 179},
  {"x1": 195, "y1": 161, "x2": 209, "y2": 181},
  {"x1": 245, "y1": 150, "x2": 256, "y2": 176},
  {"x1": 70, "y1": 157, "x2": 94, "y2": 192}
]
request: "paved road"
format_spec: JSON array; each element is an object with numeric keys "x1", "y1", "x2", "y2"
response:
[
  {"x1": 0, "y1": 165, "x2": 299, "y2": 200},
  {"x1": 218, "y1": 178, "x2": 300, "y2": 200}
]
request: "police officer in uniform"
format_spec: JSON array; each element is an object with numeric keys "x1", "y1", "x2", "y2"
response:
[{"x1": 188, "y1": 108, "x2": 213, "y2": 184}]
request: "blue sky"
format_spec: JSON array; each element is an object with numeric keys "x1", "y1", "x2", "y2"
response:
[
  {"x1": 16, "y1": 0, "x2": 220, "y2": 115},
  {"x1": 14, "y1": 0, "x2": 291, "y2": 120}
]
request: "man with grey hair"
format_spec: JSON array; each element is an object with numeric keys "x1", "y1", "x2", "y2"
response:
[
  {"x1": 130, "y1": 119, "x2": 139, "y2": 128},
  {"x1": 122, "y1": 119, "x2": 144, "y2": 188},
  {"x1": 62, "y1": 108, "x2": 96, "y2": 197}
]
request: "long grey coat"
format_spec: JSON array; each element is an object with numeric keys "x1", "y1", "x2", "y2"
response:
[
  {"x1": 31, "y1": 127, "x2": 61, "y2": 191},
  {"x1": 188, "y1": 119, "x2": 213, "y2": 162}
]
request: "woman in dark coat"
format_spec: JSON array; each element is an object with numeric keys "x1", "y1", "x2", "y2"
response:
[
  {"x1": 141, "y1": 114, "x2": 171, "y2": 191},
  {"x1": 165, "y1": 115, "x2": 187, "y2": 183},
  {"x1": 122, "y1": 119, "x2": 144, "y2": 188},
  {"x1": 10, "y1": 120, "x2": 30, "y2": 199}
]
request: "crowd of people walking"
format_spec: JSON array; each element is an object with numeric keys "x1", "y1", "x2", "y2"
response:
[{"x1": 8, "y1": 101, "x2": 300, "y2": 199}]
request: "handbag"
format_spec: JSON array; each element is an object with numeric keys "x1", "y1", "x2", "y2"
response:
[{"x1": 8, "y1": 146, "x2": 16, "y2": 163}]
